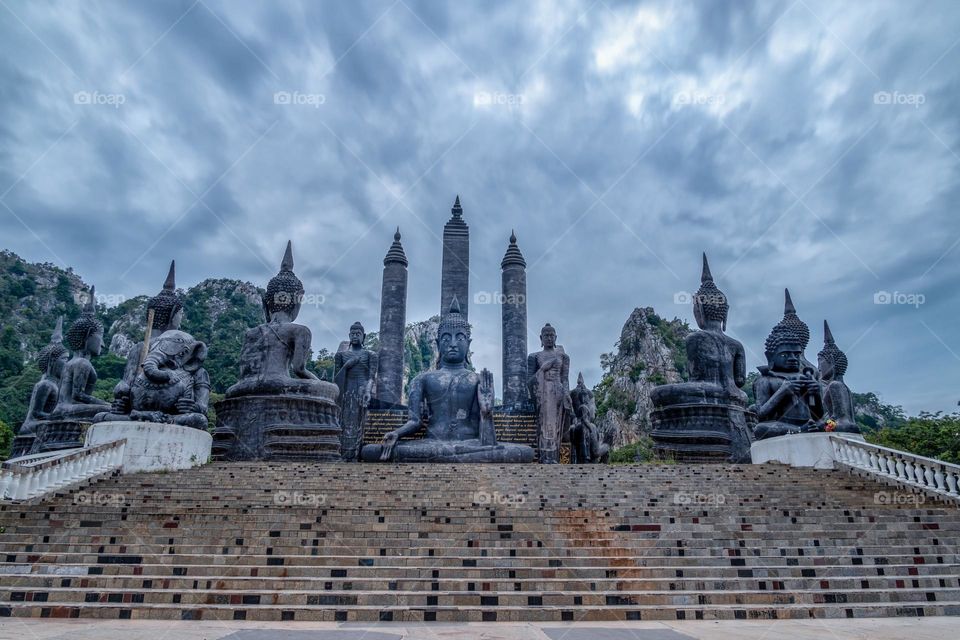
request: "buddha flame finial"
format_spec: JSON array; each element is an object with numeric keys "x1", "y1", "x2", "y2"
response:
[
  {"x1": 701, "y1": 252, "x2": 713, "y2": 283},
  {"x1": 281, "y1": 240, "x2": 295, "y2": 272},
  {"x1": 163, "y1": 260, "x2": 176, "y2": 292}
]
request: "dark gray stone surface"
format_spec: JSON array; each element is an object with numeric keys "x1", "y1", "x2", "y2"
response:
[
  {"x1": 212, "y1": 241, "x2": 341, "y2": 461},
  {"x1": 501, "y1": 230, "x2": 528, "y2": 409},
  {"x1": 376, "y1": 229, "x2": 408, "y2": 407},
  {"x1": 819, "y1": 319, "x2": 860, "y2": 434},
  {"x1": 335, "y1": 322, "x2": 378, "y2": 461},
  {"x1": 50, "y1": 286, "x2": 110, "y2": 422},
  {"x1": 570, "y1": 372, "x2": 611, "y2": 463},
  {"x1": 440, "y1": 195, "x2": 469, "y2": 321},
  {"x1": 94, "y1": 260, "x2": 210, "y2": 429},
  {"x1": 361, "y1": 298, "x2": 534, "y2": 463},
  {"x1": 527, "y1": 324, "x2": 571, "y2": 464},
  {"x1": 650, "y1": 254, "x2": 754, "y2": 462},
  {"x1": 11, "y1": 316, "x2": 67, "y2": 457},
  {"x1": 750, "y1": 288, "x2": 825, "y2": 440}
]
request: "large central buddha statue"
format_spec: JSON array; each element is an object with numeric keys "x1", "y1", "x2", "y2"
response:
[
  {"x1": 650, "y1": 253, "x2": 754, "y2": 462},
  {"x1": 213, "y1": 241, "x2": 341, "y2": 461},
  {"x1": 361, "y1": 298, "x2": 534, "y2": 463}
]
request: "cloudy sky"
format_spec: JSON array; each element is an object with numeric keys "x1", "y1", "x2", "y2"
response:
[{"x1": 1, "y1": 0, "x2": 958, "y2": 414}]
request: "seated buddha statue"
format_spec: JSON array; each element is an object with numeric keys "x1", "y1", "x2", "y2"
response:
[
  {"x1": 226, "y1": 241, "x2": 329, "y2": 399},
  {"x1": 12, "y1": 317, "x2": 69, "y2": 456},
  {"x1": 818, "y1": 320, "x2": 860, "y2": 434},
  {"x1": 751, "y1": 289, "x2": 825, "y2": 440},
  {"x1": 651, "y1": 253, "x2": 748, "y2": 408},
  {"x1": 649, "y1": 254, "x2": 753, "y2": 462},
  {"x1": 94, "y1": 261, "x2": 210, "y2": 429},
  {"x1": 50, "y1": 287, "x2": 111, "y2": 420},
  {"x1": 361, "y1": 298, "x2": 535, "y2": 463}
]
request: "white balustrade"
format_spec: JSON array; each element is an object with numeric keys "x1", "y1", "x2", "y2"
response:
[
  {"x1": 1, "y1": 439, "x2": 126, "y2": 502},
  {"x1": 829, "y1": 435, "x2": 960, "y2": 503}
]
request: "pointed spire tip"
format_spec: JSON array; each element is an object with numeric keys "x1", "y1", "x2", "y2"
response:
[{"x1": 281, "y1": 240, "x2": 294, "y2": 271}]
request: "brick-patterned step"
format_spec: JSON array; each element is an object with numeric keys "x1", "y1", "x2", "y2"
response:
[{"x1": 0, "y1": 462, "x2": 957, "y2": 621}]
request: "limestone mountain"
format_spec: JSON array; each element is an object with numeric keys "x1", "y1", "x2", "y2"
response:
[{"x1": 593, "y1": 307, "x2": 691, "y2": 446}]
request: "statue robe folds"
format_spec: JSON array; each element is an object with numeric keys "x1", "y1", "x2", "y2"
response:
[
  {"x1": 334, "y1": 347, "x2": 378, "y2": 462},
  {"x1": 527, "y1": 348, "x2": 571, "y2": 464}
]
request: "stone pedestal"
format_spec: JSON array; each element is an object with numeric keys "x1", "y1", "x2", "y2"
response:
[
  {"x1": 31, "y1": 419, "x2": 88, "y2": 454},
  {"x1": 9, "y1": 434, "x2": 36, "y2": 458},
  {"x1": 751, "y1": 432, "x2": 865, "y2": 469},
  {"x1": 85, "y1": 421, "x2": 211, "y2": 473},
  {"x1": 650, "y1": 397, "x2": 756, "y2": 463},
  {"x1": 213, "y1": 394, "x2": 342, "y2": 462}
]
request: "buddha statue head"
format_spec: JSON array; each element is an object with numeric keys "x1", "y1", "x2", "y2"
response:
[
  {"x1": 148, "y1": 260, "x2": 184, "y2": 332},
  {"x1": 264, "y1": 240, "x2": 305, "y2": 322},
  {"x1": 693, "y1": 253, "x2": 729, "y2": 331},
  {"x1": 540, "y1": 323, "x2": 557, "y2": 349},
  {"x1": 436, "y1": 296, "x2": 471, "y2": 367},
  {"x1": 349, "y1": 321, "x2": 365, "y2": 348},
  {"x1": 763, "y1": 289, "x2": 810, "y2": 374},
  {"x1": 66, "y1": 286, "x2": 104, "y2": 357},
  {"x1": 818, "y1": 320, "x2": 848, "y2": 382},
  {"x1": 37, "y1": 316, "x2": 68, "y2": 378}
]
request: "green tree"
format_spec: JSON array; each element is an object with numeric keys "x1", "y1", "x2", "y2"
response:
[{"x1": 867, "y1": 412, "x2": 960, "y2": 464}]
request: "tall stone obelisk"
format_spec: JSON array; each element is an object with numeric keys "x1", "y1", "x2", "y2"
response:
[
  {"x1": 501, "y1": 231, "x2": 528, "y2": 409},
  {"x1": 440, "y1": 195, "x2": 469, "y2": 321},
  {"x1": 376, "y1": 228, "x2": 408, "y2": 407}
]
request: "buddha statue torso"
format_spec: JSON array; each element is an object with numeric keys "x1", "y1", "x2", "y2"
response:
[
  {"x1": 361, "y1": 298, "x2": 534, "y2": 463},
  {"x1": 334, "y1": 322, "x2": 378, "y2": 462}
]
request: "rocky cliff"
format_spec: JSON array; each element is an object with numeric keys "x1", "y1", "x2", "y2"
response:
[{"x1": 593, "y1": 307, "x2": 691, "y2": 446}]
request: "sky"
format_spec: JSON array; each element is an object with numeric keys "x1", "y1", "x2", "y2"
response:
[{"x1": 0, "y1": 0, "x2": 958, "y2": 415}]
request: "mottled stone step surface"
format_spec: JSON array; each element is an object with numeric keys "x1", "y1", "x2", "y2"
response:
[{"x1": 0, "y1": 462, "x2": 957, "y2": 621}]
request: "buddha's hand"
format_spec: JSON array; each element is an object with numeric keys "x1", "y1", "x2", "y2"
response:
[
  {"x1": 380, "y1": 431, "x2": 399, "y2": 461},
  {"x1": 176, "y1": 398, "x2": 200, "y2": 414},
  {"x1": 361, "y1": 387, "x2": 372, "y2": 408},
  {"x1": 111, "y1": 394, "x2": 131, "y2": 414},
  {"x1": 478, "y1": 369, "x2": 495, "y2": 417}
]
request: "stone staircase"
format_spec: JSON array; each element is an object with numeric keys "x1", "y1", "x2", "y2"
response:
[{"x1": 0, "y1": 462, "x2": 958, "y2": 622}]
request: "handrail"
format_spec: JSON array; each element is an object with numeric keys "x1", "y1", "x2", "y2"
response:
[
  {"x1": 0, "y1": 439, "x2": 126, "y2": 501},
  {"x1": 830, "y1": 435, "x2": 960, "y2": 503}
]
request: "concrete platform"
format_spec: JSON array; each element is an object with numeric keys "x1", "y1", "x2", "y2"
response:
[
  {"x1": 84, "y1": 421, "x2": 211, "y2": 473},
  {"x1": 0, "y1": 618, "x2": 953, "y2": 640}
]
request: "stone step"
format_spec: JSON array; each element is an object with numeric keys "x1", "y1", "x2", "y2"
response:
[{"x1": 2, "y1": 600, "x2": 959, "y2": 621}]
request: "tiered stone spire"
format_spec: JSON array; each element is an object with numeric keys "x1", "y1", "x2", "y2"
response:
[
  {"x1": 377, "y1": 227, "x2": 409, "y2": 407},
  {"x1": 501, "y1": 230, "x2": 528, "y2": 409},
  {"x1": 440, "y1": 195, "x2": 469, "y2": 321}
]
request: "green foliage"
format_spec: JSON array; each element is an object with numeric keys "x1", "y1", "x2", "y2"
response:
[
  {"x1": 742, "y1": 371, "x2": 759, "y2": 406},
  {"x1": 852, "y1": 391, "x2": 907, "y2": 432},
  {"x1": 312, "y1": 348, "x2": 336, "y2": 382},
  {"x1": 595, "y1": 376, "x2": 636, "y2": 418},
  {"x1": 0, "y1": 326, "x2": 24, "y2": 379},
  {"x1": 628, "y1": 361, "x2": 646, "y2": 383},
  {"x1": 867, "y1": 412, "x2": 960, "y2": 464},
  {"x1": 0, "y1": 370, "x2": 35, "y2": 431},
  {"x1": 609, "y1": 436, "x2": 654, "y2": 464},
  {"x1": 206, "y1": 392, "x2": 224, "y2": 429},
  {"x1": 0, "y1": 418, "x2": 13, "y2": 459}
]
